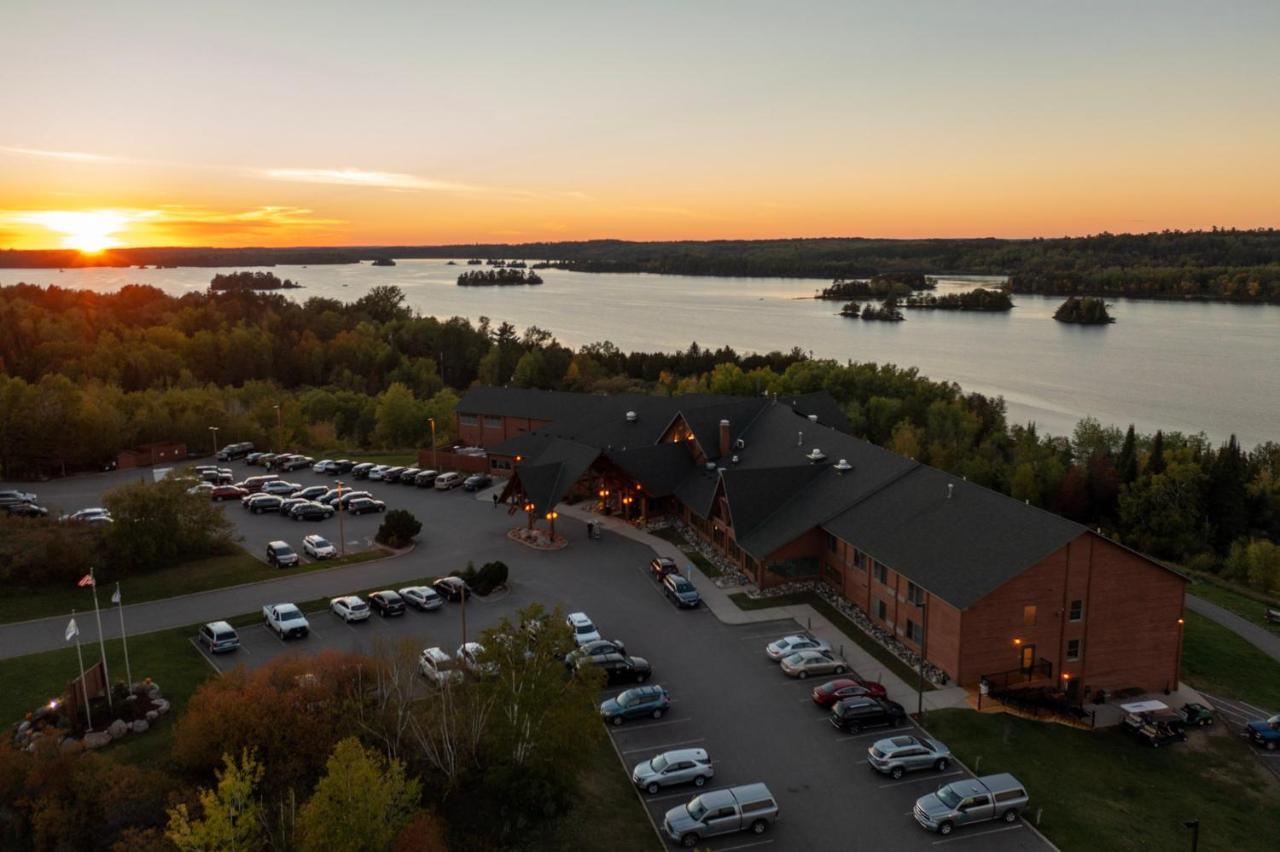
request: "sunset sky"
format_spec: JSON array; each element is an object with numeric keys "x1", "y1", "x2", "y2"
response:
[{"x1": 2, "y1": 0, "x2": 1278, "y2": 250}]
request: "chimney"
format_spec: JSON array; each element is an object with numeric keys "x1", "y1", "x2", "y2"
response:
[
  {"x1": 947, "y1": 483, "x2": 954, "y2": 499},
  {"x1": 719, "y1": 419, "x2": 731, "y2": 458}
]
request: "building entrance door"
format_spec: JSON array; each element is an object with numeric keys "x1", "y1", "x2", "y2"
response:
[{"x1": 1019, "y1": 644, "x2": 1036, "y2": 672}]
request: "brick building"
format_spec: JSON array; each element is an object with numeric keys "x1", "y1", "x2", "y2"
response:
[{"x1": 457, "y1": 387, "x2": 1186, "y2": 697}]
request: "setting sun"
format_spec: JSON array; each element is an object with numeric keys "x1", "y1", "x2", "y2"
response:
[{"x1": 19, "y1": 210, "x2": 130, "y2": 253}]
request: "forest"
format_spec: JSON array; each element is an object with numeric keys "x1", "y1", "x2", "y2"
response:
[
  {"x1": 4, "y1": 229, "x2": 1278, "y2": 302},
  {"x1": 0, "y1": 282, "x2": 1276, "y2": 593}
]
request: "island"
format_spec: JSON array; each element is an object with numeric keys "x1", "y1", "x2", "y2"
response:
[
  {"x1": 904, "y1": 288, "x2": 1013, "y2": 311},
  {"x1": 842, "y1": 298, "x2": 904, "y2": 321},
  {"x1": 466, "y1": 258, "x2": 483, "y2": 265},
  {"x1": 1054, "y1": 296, "x2": 1114, "y2": 324},
  {"x1": 370, "y1": 258, "x2": 396, "y2": 267},
  {"x1": 817, "y1": 273, "x2": 933, "y2": 301},
  {"x1": 209, "y1": 271, "x2": 301, "y2": 291},
  {"x1": 457, "y1": 269, "x2": 544, "y2": 286}
]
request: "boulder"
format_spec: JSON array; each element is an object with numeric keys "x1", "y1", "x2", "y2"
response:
[
  {"x1": 59, "y1": 737, "x2": 84, "y2": 753},
  {"x1": 131, "y1": 719, "x2": 149, "y2": 734},
  {"x1": 145, "y1": 710, "x2": 159, "y2": 722},
  {"x1": 145, "y1": 682, "x2": 161, "y2": 699},
  {"x1": 108, "y1": 719, "x2": 129, "y2": 739},
  {"x1": 83, "y1": 731, "x2": 112, "y2": 749},
  {"x1": 17, "y1": 720, "x2": 31, "y2": 736},
  {"x1": 155, "y1": 698, "x2": 171, "y2": 716}
]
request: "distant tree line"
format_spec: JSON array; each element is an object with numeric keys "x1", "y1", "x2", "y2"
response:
[
  {"x1": 209, "y1": 270, "x2": 301, "y2": 291},
  {"x1": 456, "y1": 269, "x2": 543, "y2": 286},
  {"x1": 905, "y1": 288, "x2": 1013, "y2": 311},
  {"x1": 0, "y1": 282, "x2": 1276, "y2": 593}
]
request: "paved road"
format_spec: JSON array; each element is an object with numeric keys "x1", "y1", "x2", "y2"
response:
[{"x1": 1185, "y1": 594, "x2": 1280, "y2": 664}]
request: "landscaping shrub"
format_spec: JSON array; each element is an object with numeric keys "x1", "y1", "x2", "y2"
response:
[
  {"x1": 450, "y1": 560, "x2": 508, "y2": 596},
  {"x1": 375, "y1": 509, "x2": 422, "y2": 548}
]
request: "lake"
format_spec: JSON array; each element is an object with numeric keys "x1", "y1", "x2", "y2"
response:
[{"x1": 5, "y1": 260, "x2": 1277, "y2": 447}]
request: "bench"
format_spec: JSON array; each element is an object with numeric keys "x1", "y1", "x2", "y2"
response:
[{"x1": 1266, "y1": 608, "x2": 1280, "y2": 625}]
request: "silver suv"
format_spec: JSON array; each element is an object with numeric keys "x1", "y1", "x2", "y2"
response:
[
  {"x1": 632, "y1": 748, "x2": 714, "y2": 795},
  {"x1": 867, "y1": 734, "x2": 952, "y2": 779}
]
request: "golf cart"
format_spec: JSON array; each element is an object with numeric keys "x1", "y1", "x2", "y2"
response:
[{"x1": 1119, "y1": 700, "x2": 1188, "y2": 748}]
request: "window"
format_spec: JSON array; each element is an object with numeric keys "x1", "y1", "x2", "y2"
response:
[
  {"x1": 907, "y1": 581, "x2": 925, "y2": 606},
  {"x1": 1023, "y1": 605, "x2": 1037, "y2": 627},
  {"x1": 827, "y1": 532, "x2": 839, "y2": 554},
  {"x1": 1066, "y1": 639, "x2": 1081, "y2": 661},
  {"x1": 873, "y1": 562, "x2": 888, "y2": 584},
  {"x1": 483, "y1": 416, "x2": 503, "y2": 428},
  {"x1": 459, "y1": 414, "x2": 479, "y2": 426},
  {"x1": 876, "y1": 599, "x2": 887, "y2": 621},
  {"x1": 1069, "y1": 599, "x2": 1084, "y2": 622},
  {"x1": 906, "y1": 619, "x2": 924, "y2": 644},
  {"x1": 852, "y1": 549, "x2": 866, "y2": 571}
]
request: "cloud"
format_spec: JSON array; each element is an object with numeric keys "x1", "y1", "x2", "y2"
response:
[
  {"x1": 0, "y1": 146, "x2": 122, "y2": 163},
  {"x1": 262, "y1": 167, "x2": 479, "y2": 193}
]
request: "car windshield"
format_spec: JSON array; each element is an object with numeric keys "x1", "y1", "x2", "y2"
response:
[
  {"x1": 576, "y1": 624, "x2": 594, "y2": 635},
  {"x1": 784, "y1": 652, "x2": 808, "y2": 665},
  {"x1": 276, "y1": 547, "x2": 295, "y2": 557},
  {"x1": 674, "y1": 580, "x2": 693, "y2": 593},
  {"x1": 312, "y1": 538, "x2": 331, "y2": 548},
  {"x1": 280, "y1": 610, "x2": 302, "y2": 621},
  {"x1": 686, "y1": 797, "x2": 708, "y2": 821},
  {"x1": 650, "y1": 754, "x2": 669, "y2": 772},
  {"x1": 1268, "y1": 714, "x2": 1280, "y2": 725},
  {"x1": 618, "y1": 691, "x2": 637, "y2": 707},
  {"x1": 936, "y1": 785, "x2": 962, "y2": 808}
]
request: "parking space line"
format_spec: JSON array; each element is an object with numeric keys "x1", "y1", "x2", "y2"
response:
[
  {"x1": 736, "y1": 629, "x2": 802, "y2": 641},
  {"x1": 620, "y1": 738, "x2": 706, "y2": 755},
  {"x1": 931, "y1": 824, "x2": 1023, "y2": 845},
  {"x1": 710, "y1": 841, "x2": 774, "y2": 852},
  {"x1": 834, "y1": 730, "x2": 900, "y2": 741},
  {"x1": 641, "y1": 789, "x2": 701, "y2": 803},
  {"x1": 878, "y1": 771, "x2": 963, "y2": 789},
  {"x1": 188, "y1": 637, "x2": 223, "y2": 673},
  {"x1": 610, "y1": 717, "x2": 693, "y2": 732}
]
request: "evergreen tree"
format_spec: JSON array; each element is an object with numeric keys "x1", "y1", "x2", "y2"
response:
[
  {"x1": 1208, "y1": 435, "x2": 1250, "y2": 551},
  {"x1": 1117, "y1": 424, "x2": 1138, "y2": 484},
  {"x1": 1148, "y1": 430, "x2": 1167, "y2": 476}
]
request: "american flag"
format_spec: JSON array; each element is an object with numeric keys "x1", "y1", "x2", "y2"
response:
[{"x1": 77, "y1": 573, "x2": 95, "y2": 588}]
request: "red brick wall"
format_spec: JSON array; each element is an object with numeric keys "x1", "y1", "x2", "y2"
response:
[
  {"x1": 455, "y1": 413, "x2": 550, "y2": 448},
  {"x1": 415, "y1": 450, "x2": 490, "y2": 474},
  {"x1": 760, "y1": 528, "x2": 823, "y2": 589}
]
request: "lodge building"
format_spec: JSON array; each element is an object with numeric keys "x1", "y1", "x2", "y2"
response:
[{"x1": 457, "y1": 387, "x2": 1186, "y2": 698}]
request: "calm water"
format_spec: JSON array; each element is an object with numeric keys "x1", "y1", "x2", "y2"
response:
[{"x1": 6, "y1": 260, "x2": 1278, "y2": 447}]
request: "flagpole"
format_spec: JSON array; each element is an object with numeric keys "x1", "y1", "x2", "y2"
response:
[
  {"x1": 88, "y1": 567, "x2": 112, "y2": 710},
  {"x1": 114, "y1": 583, "x2": 132, "y2": 688},
  {"x1": 70, "y1": 610, "x2": 92, "y2": 731}
]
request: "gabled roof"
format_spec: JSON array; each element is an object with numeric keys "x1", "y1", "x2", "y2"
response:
[
  {"x1": 605, "y1": 443, "x2": 694, "y2": 498},
  {"x1": 506, "y1": 438, "x2": 600, "y2": 515},
  {"x1": 720, "y1": 465, "x2": 825, "y2": 540}
]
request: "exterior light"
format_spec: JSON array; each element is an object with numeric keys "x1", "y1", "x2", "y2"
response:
[
  {"x1": 48, "y1": 699, "x2": 58, "y2": 710},
  {"x1": 1177, "y1": 617, "x2": 1185, "y2": 625},
  {"x1": 1013, "y1": 638, "x2": 1022, "y2": 646},
  {"x1": 1062, "y1": 673, "x2": 1070, "y2": 681},
  {"x1": 546, "y1": 511, "x2": 558, "y2": 520},
  {"x1": 515, "y1": 455, "x2": 523, "y2": 462}
]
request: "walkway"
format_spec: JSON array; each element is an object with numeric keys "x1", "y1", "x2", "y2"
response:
[
  {"x1": 1186, "y1": 594, "x2": 1280, "y2": 664},
  {"x1": 556, "y1": 502, "x2": 971, "y2": 712}
]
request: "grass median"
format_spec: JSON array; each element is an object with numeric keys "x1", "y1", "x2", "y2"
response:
[
  {"x1": 0, "y1": 546, "x2": 391, "y2": 625},
  {"x1": 1182, "y1": 611, "x2": 1280, "y2": 709},
  {"x1": 922, "y1": 707, "x2": 1280, "y2": 852},
  {"x1": 650, "y1": 527, "x2": 722, "y2": 578}
]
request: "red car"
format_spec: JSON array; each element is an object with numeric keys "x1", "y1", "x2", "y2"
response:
[
  {"x1": 210, "y1": 485, "x2": 249, "y2": 502},
  {"x1": 811, "y1": 678, "x2": 888, "y2": 707}
]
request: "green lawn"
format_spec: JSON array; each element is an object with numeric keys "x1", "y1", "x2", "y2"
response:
[
  {"x1": 923, "y1": 708, "x2": 1280, "y2": 852},
  {"x1": 1181, "y1": 612, "x2": 1280, "y2": 709},
  {"x1": 728, "y1": 590, "x2": 933, "y2": 689},
  {"x1": 650, "y1": 527, "x2": 722, "y2": 578},
  {"x1": 0, "y1": 546, "x2": 391, "y2": 625},
  {"x1": 539, "y1": 734, "x2": 657, "y2": 851},
  {"x1": 1185, "y1": 572, "x2": 1280, "y2": 635},
  {"x1": 353, "y1": 450, "x2": 423, "y2": 467}
]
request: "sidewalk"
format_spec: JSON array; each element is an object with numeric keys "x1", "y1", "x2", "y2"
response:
[{"x1": 556, "y1": 503, "x2": 970, "y2": 712}]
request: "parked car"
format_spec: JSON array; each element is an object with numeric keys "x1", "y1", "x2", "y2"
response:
[
  {"x1": 830, "y1": 697, "x2": 906, "y2": 732},
  {"x1": 198, "y1": 621, "x2": 240, "y2": 653},
  {"x1": 811, "y1": 678, "x2": 888, "y2": 707},
  {"x1": 1180, "y1": 702, "x2": 1215, "y2": 727},
  {"x1": 414, "y1": 469, "x2": 439, "y2": 487},
  {"x1": 245, "y1": 494, "x2": 284, "y2": 514},
  {"x1": 5, "y1": 502, "x2": 48, "y2": 518},
  {"x1": 266, "y1": 540, "x2": 300, "y2": 567},
  {"x1": 633, "y1": 748, "x2": 714, "y2": 795},
  {"x1": 463, "y1": 473, "x2": 493, "y2": 491},
  {"x1": 662, "y1": 574, "x2": 701, "y2": 608},
  {"x1": 278, "y1": 455, "x2": 314, "y2": 472},
  {"x1": 346, "y1": 497, "x2": 387, "y2": 515},
  {"x1": 351, "y1": 462, "x2": 375, "y2": 479},
  {"x1": 1245, "y1": 714, "x2": 1280, "y2": 750},
  {"x1": 244, "y1": 452, "x2": 267, "y2": 466},
  {"x1": 311, "y1": 459, "x2": 336, "y2": 474},
  {"x1": 433, "y1": 576, "x2": 471, "y2": 602},
  {"x1": 567, "y1": 612, "x2": 601, "y2": 645},
  {"x1": 765, "y1": 634, "x2": 831, "y2": 661},
  {"x1": 198, "y1": 468, "x2": 233, "y2": 484},
  {"x1": 913, "y1": 773, "x2": 1028, "y2": 836},
  {"x1": 398, "y1": 468, "x2": 421, "y2": 484},
  {"x1": 334, "y1": 459, "x2": 354, "y2": 473},
  {"x1": 330, "y1": 595, "x2": 371, "y2": 623},
  {"x1": 369, "y1": 590, "x2": 406, "y2": 617},
  {"x1": 335, "y1": 490, "x2": 373, "y2": 508},
  {"x1": 216, "y1": 441, "x2": 255, "y2": 461},
  {"x1": 781, "y1": 650, "x2": 847, "y2": 679},
  {"x1": 456, "y1": 642, "x2": 497, "y2": 676},
  {"x1": 261, "y1": 480, "x2": 302, "y2": 496},
  {"x1": 278, "y1": 496, "x2": 311, "y2": 516},
  {"x1": 418, "y1": 646, "x2": 463, "y2": 684},
  {"x1": 576, "y1": 652, "x2": 652, "y2": 685},
  {"x1": 564, "y1": 638, "x2": 627, "y2": 667},
  {"x1": 237, "y1": 474, "x2": 280, "y2": 493},
  {"x1": 62, "y1": 507, "x2": 112, "y2": 524},
  {"x1": 303, "y1": 534, "x2": 337, "y2": 559},
  {"x1": 662, "y1": 783, "x2": 778, "y2": 848},
  {"x1": 251, "y1": 453, "x2": 277, "y2": 468},
  {"x1": 367, "y1": 465, "x2": 390, "y2": 481},
  {"x1": 262, "y1": 603, "x2": 309, "y2": 639},
  {"x1": 290, "y1": 501, "x2": 336, "y2": 521},
  {"x1": 434, "y1": 472, "x2": 463, "y2": 490},
  {"x1": 211, "y1": 484, "x2": 248, "y2": 502},
  {"x1": 650, "y1": 557, "x2": 678, "y2": 580},
  {"x1": 0, "y1": 489, "x2": 38, "y2": 507},
  {"x1": 294, "y1": 485, "x2": 329, "y2": 501},
  {"x1": 867, "y1": 735, "x2": 952, "y2": 779},
  {"x1": 399, "y1": 585, "x2": 444, "y2": 611},
  {"x1": 600, "y1": 685, "x2": 670, "y2": 726}
]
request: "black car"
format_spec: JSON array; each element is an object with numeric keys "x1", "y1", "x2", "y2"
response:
[
  {"x1": 279, "y1": 497, "x2": 311, "y2": 516},
  {"x1": 649, "y1": 557, "x2": 678, "y2": 580},
  {"x1": 380, "y1": 466, "x2": 407, "y2": 482},
  {"x1": 351, "y1": 463, "x2": 375, "y2": 479},
  {"x1": 414, "y1": 469, "x2": 439, "y2": 488},
  {"x1": 336, "y1": 490, "x2": 372, "y2": 508},
  {"x1": 576, "y1": 653, "x2": 652, "y2": 685},
  {"x1": 368, "y1": 590, "x2": 406, "y2": 617},
  {"x1": 244, "y1": 452, "x2": 266, "y2": 466},
  {"x1": 294, "y1": 485, "x2": 329, "y2": 501},
  {"x1": 334, "y1": 459, "x2": 355, "y2": 473},
  {"x1": 433, "y1": 576, "x2": 472, "y2": 602},
  {"x1": 290, "y1": 501, "x2": 335, "y2": 521},
  {"x1": 564, "y1": 639, "x2": 628, "y2": 668},
  {"x1": 316, "y1": 488, "x2": 346, "y2": 505},
  {"x1": 830, "y1": 697, "x2": 907, "y2": 733},
  {"x1": 398, "y1": 468, "x2": 421, "y2": 484},
  {"x1": 246, "y1": 494, "x2": 284, "y2": 514},
  {"x1": 5, "y1": 502, "x2": 49, "y2": 518},
  {"x1": 346, "y1": 497, "x2": 387, "y2": 515},
  {"x1": 463, "y1": 473, "x2": 493, "y2": 491}
]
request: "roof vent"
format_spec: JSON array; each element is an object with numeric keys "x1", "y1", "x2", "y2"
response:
[
  {"x1": 834, "y1": 458, "x2": 852, "y2": 473},
  {"x1": 808, "y1": 414, "x2": 818, "y2": 423},
  {"x1": 947, "y1": 483, "x2": 954, "y2": 499},
  {"x1": 731, "y1": 455, "x2": 740, "y2": 464},
  {"x1": 716, "y1": 466, "x2": 725, "y2": 474},
  {"x1": 733, "y1": 438, "x2": 746, "y2": 450},
  {"x1": 625, "y1": 410, "x2": 637, "y2": 422},
  {"x1": 705, "y1": 462, "x2": 716, "y2": 471},
  {"x1": 806, "y1": 447, "x2": 827, "y2": 463}
]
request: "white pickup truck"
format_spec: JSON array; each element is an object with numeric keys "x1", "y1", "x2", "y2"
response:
[{"x1": 262, "y1": 603, "x2": 310, "y2": 639}]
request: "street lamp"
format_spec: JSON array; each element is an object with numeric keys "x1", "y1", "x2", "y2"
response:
[
  {"x1": 428, "y1": 417, "x2": 437, "y2": 471},
  {"x1": 1183, "y1": 818, "x2": 1199, "y2": 851},
  {"x1": 273, "y1": 404, "x2": 282, "y2": 452},
  {"x1": 335, "y1": 480, "x2": 346, "y2": 556},
  {"x1": 208, "y1": 426, "x2": 219, "y2": 458},
  {"x1": 917, "y1": 599, "x2": 928, "y2": 718},
  {"x1": 523, "y1": 501, "x2": 535, "y2": 530},
  {"x1": 546, "y1": 510, "x2": 558, "y2": 539}
]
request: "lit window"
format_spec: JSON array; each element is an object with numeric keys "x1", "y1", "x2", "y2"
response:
[{"x1": 1023, "y1": 605, "x2": 1037, "y2": 627}]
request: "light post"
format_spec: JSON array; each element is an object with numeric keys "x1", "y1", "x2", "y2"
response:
[
  {"x1": 335, "y1": 480, "x2": 346, "y2": 556},
  {"x1": 523, "y1": 501, "x2": 535, "y2": 531},
  {"x1": 546, "y1": 510, "x2": 558, "y2": 539},
  {"x1": 1183, "y1": 818, "x2": 1199, "y2": 851},
  {"x1": 1174, "y1": 616, "x2": 1185, "y2": 690},
  {"x1": 273, "y1": 404, "x2": 282, "y2": 452},
  {"x1": 429, "y1": 417, "x2": 437, "y2": 471},
  {"x1": 208, "y1": 426, "x2": 219, "y2": 458}
]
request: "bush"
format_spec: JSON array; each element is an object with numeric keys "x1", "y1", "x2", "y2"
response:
[
  {"x1": 375, "y1": 509, "x2": 422, "y2": 548},
  {"x1": 450, "y1": 560, "x2": 508, "y2": 596}
]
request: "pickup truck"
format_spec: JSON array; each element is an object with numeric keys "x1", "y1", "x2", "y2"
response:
[
  {"x1": 262, "y1": 603, "x2": 310, "y2": 639},
  {"x1": 1246, "y1": 713, "x2": 1280, "y2": 750},
  {"x1": 663, "y1": 783, "x2": 778, "y2": 847},
  {"x1": 914, "y1": 773, "x2": 1028, "y2": 835}
]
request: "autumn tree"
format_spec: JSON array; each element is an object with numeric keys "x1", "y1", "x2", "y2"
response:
[
  {"x1": 296, "y1": 738, "x2": 420, "y2": 852},
  {"x1": 166, "y1": 749, "x2": 266, "y2": 852}
]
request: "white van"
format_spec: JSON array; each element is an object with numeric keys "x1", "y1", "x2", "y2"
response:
[{"x1": 434, "y1": 472, "x2": 463, "y2": 490}]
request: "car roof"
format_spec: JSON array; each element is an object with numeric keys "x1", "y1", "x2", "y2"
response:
[
  {"x1": 205, "y1": 620, "x2": 235, "y2": 632},
  {"x1": 268, "y1": 540, "x2": 290, "y2": 547},
  {"x1": 334, "y1": 595, "x2": 363, "y2": 604},
  {"x1": 661, "y1": 748, "x2": 709, "y2": 763},
  {"x1": 567, "y1": 611, "x2": 592, "y2": 624},
  {"x1": 374, "y1": 589, "x2": 400, "y2": 598},
  {"x1": 879, "y1": 735, "x2": 923, "y2": 749},
  {"x1": 422, "y1": 646, "x2": 450, "y2": 660},
  {"x1": 976, "y1": 773, "x2": 1024, "y2": 794}
]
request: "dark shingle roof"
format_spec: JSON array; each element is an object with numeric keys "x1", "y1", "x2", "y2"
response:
[
  {"x1": 508, "y1": 438, "x2": 601, "y2": 516},
  {"x1": 605, "y1": 443, "x2": 694, "y2": 498}
]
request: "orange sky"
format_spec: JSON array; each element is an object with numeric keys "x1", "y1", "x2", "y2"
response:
[{"x1": 3, "y1": 2, "x2": 1278, "y2": 250}]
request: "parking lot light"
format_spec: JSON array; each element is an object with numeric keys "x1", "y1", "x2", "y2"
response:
[
  {"x1": 209, "y1": 425, "x2": 219, "y2": 458},
  {"x1": 334, "y1": 480, "x2": 346, "y2": 556},
  {"x1": 546, "y1": 509, "x2": 558, "y2": 538}
]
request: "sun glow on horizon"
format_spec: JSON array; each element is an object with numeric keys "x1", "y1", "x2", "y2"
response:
[{"x1": 19, "y1": 210, "x2": 132, "y2": 253}]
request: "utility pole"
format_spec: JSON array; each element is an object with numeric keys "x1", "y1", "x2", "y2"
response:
[
  {"x1": 273, "y1": 404, "x2": 283, "y2": 452},
  {"x1": 1184, "y1": 819, "x2": 1199, "y2": 851},
  {"x1": 335, "y1": 480, "x2": 346, "y2": 556},
  {"x1": 917, "y1": 599, "x2": 927, "y2": 719},
  {"x1": 429, "y1": 417, "x2": 438, "y2": 471},
  {"x1": 209, "y1": 425, "x2": 219, "y2": 458}
]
